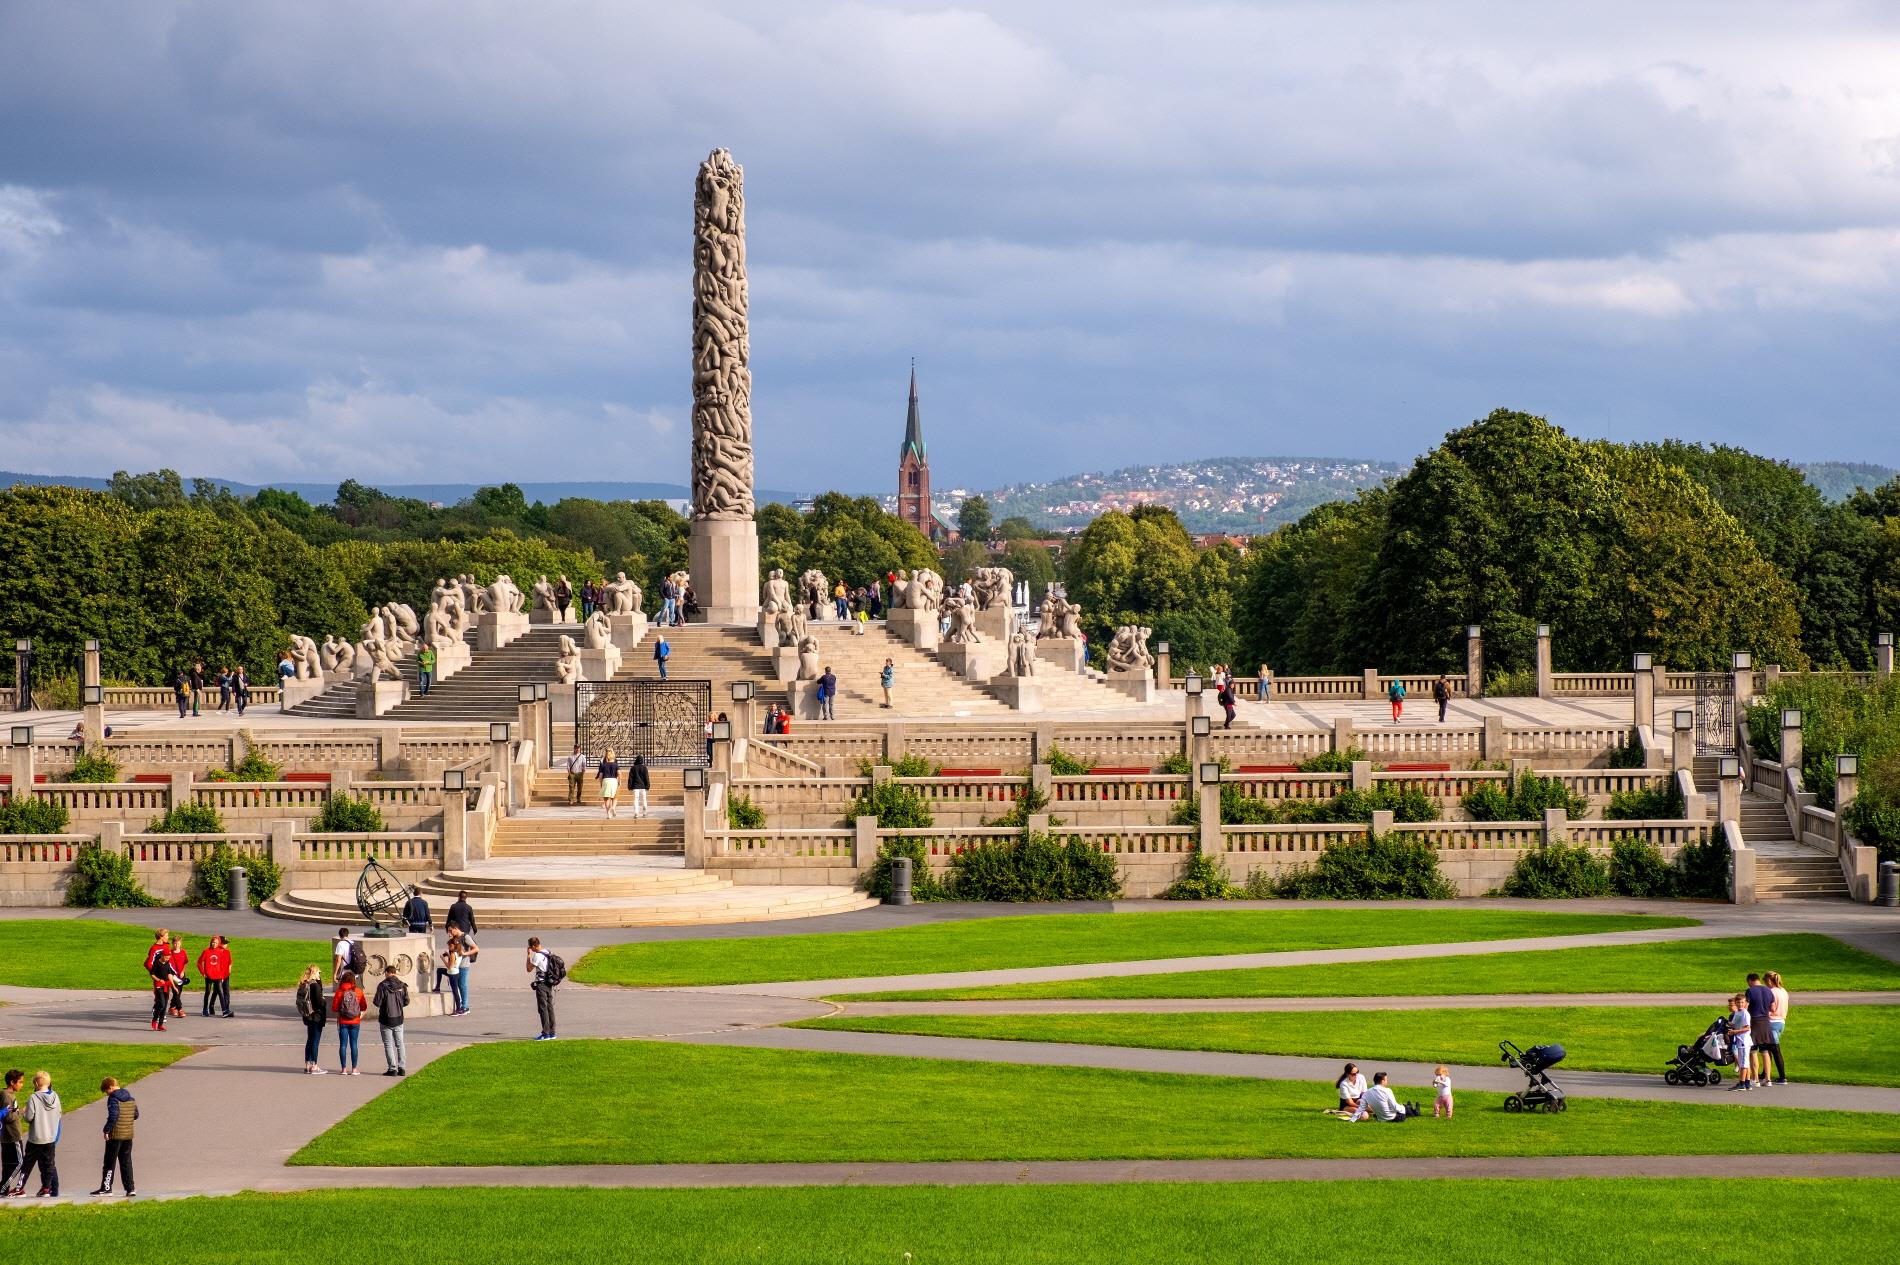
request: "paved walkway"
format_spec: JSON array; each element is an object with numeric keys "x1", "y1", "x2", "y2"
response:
[{"x1": 835, "y1": 990, "x2": 1900, "y2": 1016}]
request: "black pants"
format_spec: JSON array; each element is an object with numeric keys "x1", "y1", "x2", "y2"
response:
[
  {"x1": 101, "y1": 1138, "x2": 133, "y2": 1191},
  {"x1": 1438, "y1": 699, "x2": 1449, "y2": 722},
  {"x1": 17, "y1": 1141, "x2": 56, "y2": 1194},
  {"x1": 1, "y1": 1136, "x2": 21, "y2": 1191},
  {"x1": 1757, "y1": 1039, "x2": 1785, "y2": 1080},
  {"x1": 203, "y1": 977, "x2": 231, "y2": 1016},
  {"x1": 533, "y1": 979, "x2": 557, "y2": 1037},
  {"x1": 151, "y1": 988, "x2": 170, "y2": 1025}
]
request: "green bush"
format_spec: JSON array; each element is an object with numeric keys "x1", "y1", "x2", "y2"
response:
[
  {"x1": 190, "y1": 841, "x2": 285, "y2": 908},
  {"x1": 862, "y1": 836, "x2": 948, "y2": 902},
  {"x1": 1746, "y1": 674, "x2": 1900, "y2": 807},
  {"x1": 0, "y1": 795, "x2": 71, "y2": 834},
  {"x1": 727, "y1": 792, "x2": 766, "y2": 830},
  {"x1": 1606, "y1": 728, "x2": 1648, "y2": 769},
  {"x1": 1672, "y1": 832, "x2": 1731, "y2": 899},
  {"x1": 947, "y1": 832, "x2": 1122, "y2": 902},
  {"x1": 231, "y1": 747, "x2": 284, "y2": 782},
  {"x1": 1295, "y1": 746, "x2": 1367, "y2": 773},
  {"x1": 312, "y1": 794, "x2": 387, "y2": 833},
  {"x1": 66, "y1": 842, "x2": 159, "y2": 908},
  {"x1": 1485, "y1": 667, "x2": 1537, "y2": 697},
  {"x1": 1605, "y1": 778, "x2": 1684, "y2": 821},
  {"x1": 1607, "y1": 837, "x2": 1676, "y2": 897},
  {"x1": 984, "y1": 784, "x2": 1059, "y2": 830},
  {"x1": 1161, "y1": 849, "x2": 1235, "y2": 900},
  {"x1": 1266, "y1": 833, "x2": 1456, "y2": 899},
  {"x1": 1462, "y1": 771, "x2": 1588, "y2": 822},
  {"x1": 1043, "y1": 744, "x2": 1096, "y2": 776},
  {"x1": 146, "y1": 802, "x2": 226, "y2": 834},
  {"x1": 858, "y1": 755, "x2": 939, "y2": 779},
  {"x1": 1500, "y1": 843, "x2": 1612, "y2": 898},
  {"x1": 61, "y1": 747, "x2": 121, "y2": 784},
  {"x1": 1844, "y1": 791, "x2": 1900, "y2": 864},
  {"x1": 843, "y1": 780, "x2": 934, "y2": 830}
]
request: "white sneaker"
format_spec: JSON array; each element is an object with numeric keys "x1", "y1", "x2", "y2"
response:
[{"x1": 310, "y1": 1067, "x2": 328, "y2": 1075}]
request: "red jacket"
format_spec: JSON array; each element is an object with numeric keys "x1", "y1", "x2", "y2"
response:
[
  {"x1": 331, "y1": 983, "x2": 366, "y2": 1025},
  {"x1": 197, "y1": 946, "x2": 232, "y2": 980},
  {"x1": 144, "y1": 941, "x2": 169, "y2": 971},
  {"x1": 169, "y1": 947, "x2": 189, "y2": 974}
]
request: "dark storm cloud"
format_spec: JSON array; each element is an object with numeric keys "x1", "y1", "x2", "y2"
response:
[{"x1": 2, "y1": 0, "x2": 1899, "y2": 490}]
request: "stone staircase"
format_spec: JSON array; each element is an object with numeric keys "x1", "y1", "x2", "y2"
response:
[
  {"x1": 282, "y1": 631, "x2": 482, "y2": 720},
  {"x1": 798, "y1": 623, "x2": 1013, "y2": 716},
  {"x1": 384, "y1": 627, "x2": 568, "y2": 722},
  {"x1": 1695, "y1": 757, "x2": 1850, "y2": 900},
  {"x1": 614, "y1": 623, "x2": 777, "y2": 698}
]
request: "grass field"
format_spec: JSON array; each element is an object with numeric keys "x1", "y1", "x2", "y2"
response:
[
  {"x1": 291, "y1": 1039, "x2": 1900, "y2": 1166},
  {"x1": 2, "y1": 1181, "x2": 1894, "y2": 1264},
  {"x1": 798, "y1": 1004, "x2": 1891, "y2": 1086},
  {"x1": 847, "y1": 933, "x2": 1899, "y2": 1000},
  {"x1": 570, "y1": 909, "x2": 1694, "y2": 987},
  {"x1": 0, "y1": 1043, "x2": 193, "y2": 1111},
  {"x1": 0, "y1": 920, "x2": 324, "y2": 991}
]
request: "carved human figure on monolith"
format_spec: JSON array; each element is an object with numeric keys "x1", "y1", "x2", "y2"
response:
[
  {"x1": 1106, "y1": 625, "x2": 1155, "y2": 677},
  {"x1": 603, "y1": 571, "x2": 642, "y2": 615},
  {"x1": 943, "y1": 596, "x2": 981, "y2": 644},
  {"x1": 1009, "y1": 627, "x2": 1038, "y2": 677},
  {"x1": 554, "y1": 635, "x2": 583, "y2": 685},
  {"x1": 584, "y1": 610, "x2": 613, "y2": 650},
  {"x1": 971, "y1": 567, "x2": 1012, "y2": 611},
  {"x1": 761, "y1": 568, "x2": 790, "y2": 615},
  {"x1": 796, "y1": 634, "x2": 821, "y2": 681}
]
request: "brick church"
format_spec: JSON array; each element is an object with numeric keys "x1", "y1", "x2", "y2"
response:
[{"x1": 896, "y1": 364, "x2": 953, "y2": 544}]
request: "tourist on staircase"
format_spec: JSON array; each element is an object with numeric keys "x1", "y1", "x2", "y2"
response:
[
  {"x1": 629, "y1": 754, "x2": 650, "y2": 818},
  {"x1": 881, "y1": 659, "x2": 895, "y2": 710},
  {"x1": 598, "y1": 748, "x2": 621, "y2": 819},
  {"x1": 564, "y1": 748, "x2": 588, "y2": 805},
  {"x1": 653, "y1": 633, "x2": 670, "y2": 680}
]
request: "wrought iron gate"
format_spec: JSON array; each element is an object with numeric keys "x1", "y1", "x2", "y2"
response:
[
  {"x1": 1692, "y1": 673, "x2": 1735, "y2": 756},
  {"x1": 571, "y1": 679, "x2": 711, "y2": 768}
]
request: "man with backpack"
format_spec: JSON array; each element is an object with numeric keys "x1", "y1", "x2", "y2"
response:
[
  {"x1": 373, "y1": 965, "x2": 410, "y2": 1077},
  {"x1": 526, "y1": 937, "x2": 564, "y2": 1041},
  {"x1": 333, "y1": 927, "x2": 367, "y2": 983},
  {"x1": 1433, "y1": 675, "x2": 1451, "y2": 724},
  {"x1": 1388, "y1": 678, "x2": 1406, "y2": 723}
]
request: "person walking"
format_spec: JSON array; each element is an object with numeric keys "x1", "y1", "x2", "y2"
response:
[
  {"x1": 216, "y1": 667, "x2": 233, "y2": 712},
  {"x1": 1, "y1": 1069, "x2": 25, "y2": 1195},
  {"x1": 1218, "y1": 678, "x2": 1237, "y2": 730},
  {"x1": 188, "y1": 661, "x2": 206, "y2": 717},
  {"x1": 819, "y1": 666, "x2": 837, "y2": 721},
  {"x1": 91, "y1": 1077, "x2": 137, "y2": 1197},
  {"x1": 146, "y1": 939, "x2": 180, "y2": 1032},
  {"x1": 653, "y1": 632, "x2": 670, "y2": 680},
  {"x1": 598, "y1": 748, "x2": 621, "y2": 818},
  {"x1": 11, "y1": 1071, "x2": 61, "y2": 1197},
  {"x1": 880, "y1": 659, "x2": 895, "y2": 709},
  {"x1": 373, "y1": 965, "x2": 410, "y2": 1076},
  {"x1": 553, "y1": 576, "x2": 572, "y2": 623},
  {"x1": 527, "y1": 936, "x2": 561, "y2": 1040},
  {"x1": 331, "y1": 927, "x2": 355, "y2": 983},
  {"x1": 564, "y1": 747, "x2": 588, "y2": 805},
  {"x1": 401, "y1": 886, "x2": 432, "y2": 935},
  {"x1": 233, "y1": 665, "x2": 251, "y2": 717},
  {"x1": 196, "y1": 934, "x2": 233, "y2": 1018},
  {"x1": 172, "y1": 667, "x2": 191, "y2": 719},
  {"x1": 1387, "y1": 678, "x2": 1406, "y2": 723},
  {"x1": 446, "y1": 890, "x2": 477, "y2": 940},
  {"x1": 629, "y1": 753, "x2": 650, "y2": 818},
  {"x1": 1767, "y1": 970, "x2": 1790, "y2": 1084},
  {"x1": 166, "y1": 934, "x2": 189, "y2": 1019},
  {"x1": 296, "y1": 965, "x2": 328, "y2": 1074},
  {"x1": 276, "y1": 651, "x2": 295, "y2": 709},
  {"x1": 833, "y1": 580, "x2": 849, "y2": 621},
  {"x1": 417, "y1": 642, "x2": 437, "y2": 697},
  {"x1": 659, "y1": 576, "x2": 676, "y2": 628},
  {"x1": 1433, "y1": 675, "x2": 1451, "y2": 724},
  {"x1": 331, "y1": 970, "x2": 367, "y2": 1075},
  {"x1": 454, "y1": 931, "x2": 478, "y2": 1015}
]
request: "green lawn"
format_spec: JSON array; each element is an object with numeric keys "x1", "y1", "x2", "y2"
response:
[
  {"x1": 1, "y1": 1182, "x2": 1896, "y2": 1264},
  {"x1": 849, "y1": 933, "x2": 1900, "y2": 1000},
  {"x1": 0, "y1": 1044, "x2": 192, "y2": 1111},
  {"x1": 572, "y1": 909, "x2": 1695, "y2": 987},
  {"x1": 0, "y1": 920, "x2": 326, "y2": 991},
  {"x1": 799, "y1": 1005, "x2": 1892, "y2": 1087},
  {"x1": 292, "y1": 1039, "x2": 1900, "y2": 1166}
]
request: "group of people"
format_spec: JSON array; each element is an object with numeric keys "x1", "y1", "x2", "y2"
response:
[
  {"x1": 170, "y1": 661, "x2": 252, "y2": 718},
  {"x1": 301, "y1": 899, "x2": 482, "y2": 1076},
  {"x1": 656, "y1": 576, "x2": 698, "y2": 628},
  {"x1": 2, "y1": 1068, "x2": 138, "y2": 1199},
  {"x1": 1723, "y1": 970, "x2": 1793, "y2": 1090},
  {"x1": 1329, "y1": 1062, "x2": 1450, "y2": 1123},
  {"x1": 143, "y1": 929, "x2": 235, "y2": 1029},
  {"x1": 1386, "y1": 675, "x2": 1456, "y2": 724}
]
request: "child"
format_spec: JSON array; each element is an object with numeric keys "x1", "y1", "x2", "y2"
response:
[
  {"x1": 1726, "y1": 992, "x2": 1755, "y2": 1091},
  {"x1": 1432, "y1": 1066, "x2": 1453, "y2": 1117},
  {"x1": 92, "y1": 1077, "x2": 137, "y2": 1196}
]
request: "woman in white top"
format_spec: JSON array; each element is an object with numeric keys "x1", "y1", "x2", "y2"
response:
[
  {"x1": 1334, "y1": 1063, "x2": 1366, "y2": 1114},
  {"x1": 1766, "y1": 970, "x2": 1790, "y2": 1083}
]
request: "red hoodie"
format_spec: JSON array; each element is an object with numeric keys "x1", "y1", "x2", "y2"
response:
[
  {"x1": 197, "y1": 946, "x2": 232, "y2": 981},
  {"x1": 169, "y1": 946, "x2": 189, "y2": 975}
]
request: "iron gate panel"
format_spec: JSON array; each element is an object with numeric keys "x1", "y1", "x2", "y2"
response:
[
  {"x1": 572, "y1": 680, "x2": 711, "y2": 768},
  {"x1": 1692, "y1": 673, "x2": 1735, "y2": 756}
]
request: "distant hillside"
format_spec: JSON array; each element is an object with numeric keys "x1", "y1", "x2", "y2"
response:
[
  {"x1": 0, "y1": 472, "x2": 806, "y2": 508},
  {"x1": 979, "y1": 456, "x2": 1403, "y2": 535},
  {"x1": 1799, "y1": 462, "x2": 1896, "y2": 502}
]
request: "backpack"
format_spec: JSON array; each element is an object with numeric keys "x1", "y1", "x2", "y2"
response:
[
  {"x1": 542, "y1": 952, "x2": 567, "y2": 987},
  {"x1": 347, "y1": 941, "x2": 368, "y2": 976},
  {"x1": 296, "y1": 983, "x2": 316, "y2": 1021},
  {"x1": 337, "y1": 987, "x2": 363, "y2": 1021}
]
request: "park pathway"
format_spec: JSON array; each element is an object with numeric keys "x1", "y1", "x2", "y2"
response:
[{"x1": 831, "y1": 989, "x2": 1900, "y2": 1016}]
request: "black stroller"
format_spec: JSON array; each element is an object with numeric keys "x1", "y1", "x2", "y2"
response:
[
  {"x1": 1499, "y1": 1040, "x2": 1568, "y2": 1113},
  {"x1": 1663, "y1": 1013, "x2": 1731, "y2": 1087}
]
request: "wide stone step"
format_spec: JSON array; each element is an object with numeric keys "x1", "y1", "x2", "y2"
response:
[{"x1": 262, "y1": 883, "x2": 876, "y2": 928}]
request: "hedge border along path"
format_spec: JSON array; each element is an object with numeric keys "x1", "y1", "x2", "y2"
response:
[
  {"x1": 571, "y1": 908, "x2": 1694, "y2": 987},
  {"x1": 840, "y1": 933, "x2": 1900, "y2": 1001}
]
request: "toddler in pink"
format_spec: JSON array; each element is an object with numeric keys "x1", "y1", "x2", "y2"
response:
[{"x1": 1432, "y1": 1065, "x2": 1453, "y2": 1117}]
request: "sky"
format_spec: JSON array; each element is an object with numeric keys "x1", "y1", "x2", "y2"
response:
[{"x1": 3, "y1": 0, "x2": 1899, "y2": 497}]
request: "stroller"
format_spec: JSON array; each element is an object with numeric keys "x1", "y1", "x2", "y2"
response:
[
  {"x1": 1499, "y1": 1040, "x2": 1568, "y2": 1113},
  {"x1": 1663, "y1": 1013, "x2": 1731, "y2": 1087}
]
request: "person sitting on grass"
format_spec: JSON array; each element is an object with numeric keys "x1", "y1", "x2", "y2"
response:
[
  {"x1": 1331, "y1": 1063, "x2": 1366, "y2": 1116},
  {"x1": 1344, "y1": 1072, "x2": 1420, "y2": 1123}
]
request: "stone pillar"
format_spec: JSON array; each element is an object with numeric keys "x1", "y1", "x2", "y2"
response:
[
  {"x1": 1877, "y1": 632, "x2": 1894, "y2": 679},
  {"x1": 1156, "y1": 643, "x2": 1172, "y2": 686},
  {"x1": 1835, "y1": 759, "x2": 1859, "y2": 817},
  {"x1": 687, "y1": 148, "x2": 760, "y2": 625},
  {"x1": 1632, "y1": 654, "x2": 1655, "y2": 735},
  {"x1": 683, "y1": 777, "x2": 708, "y2": 866},
  {"x1": 490, "y1": 735, "x2": 513, "y2": 813},
  {"x1": 1716, "y1": 764, "x2": 1741, "y2": 825},
  {"x1": 441, "y1": 791, "x2": 468, "y2": 871},
  {"x1": 1331, "y1": 717, "x2": 1356, "y2": 755},
  {"x1": 1534, "y1": 624, "x2": 1553, "y2": 699},
  {"x1": 1350, "y1": 759, "x2": 1372, "y2": 792},
  {"x1": 1481, "y1": 715, "x2": 1505, "y2": 762},
  {"x1": 711, "y1": 733, "x2": 732, "y2": 781},
  {"x1": 1671, "y1": 709, "x2": 1695, "y2": 774},
  {"x1": 169, "y1": 771, "x2": 193, "y2": 814},
  {"x1": 1370, "y1": 809, "x2": 1395, "y2": 837},
  {"x1": 1779, "y1": 711, "x2": 1803, "y2": 778},
  {"x1": 1196, "y1": 775, "x2": 1222, "y2": 855},
  {"x1": 1465, "y1": 626, "x2": 1483, "y2": 699},
  {"x1": 852, "y1": 815, "x2": 878, "y2": 869},
  {"x1": 267, "y1": 818, "x2": 297, "y2": 867},
  {"x1": 10, "y1": 640, "x2": 29, "y2": 712},
  {"x1": 1187, "y1": 718, "x2": 1210, "y2": 774},
  {"x1": 81, "y1": 640, "x2": 105, "y2": 746},
  {"x1": 1361, "y1": 668, "x2": 1380, "y2": 701},
  {"x1": 1542, "y1": 807, "x2": 1568, "y2": 846},
  {"x1": 8, "y1": 737, "x2": 34, "y2": 792}
]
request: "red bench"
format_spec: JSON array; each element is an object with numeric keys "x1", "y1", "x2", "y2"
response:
[
  {"x1": 1088, "y1": 766, "x2": 1153, "y2": 775},
  {"x1": 131, "y1": 773, "x2": 170, "y2": 784},
  {"x1": 1384, "y1": 763, "x2": 1452, "y2": 773},
  {"x1": 1236, "y1": 764, "x2": 1300, "y2": 774},
  {"x1": 285, "y1": 772, "x2": 333, "y2": 784},
  {"x1": 937, "y1": 768, "x2": 1003, "y2": 778}
]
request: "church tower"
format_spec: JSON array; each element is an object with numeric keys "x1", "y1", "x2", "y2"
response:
[{"x1": 897, "y1": 362, "x2": 938, "y2": 540}]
